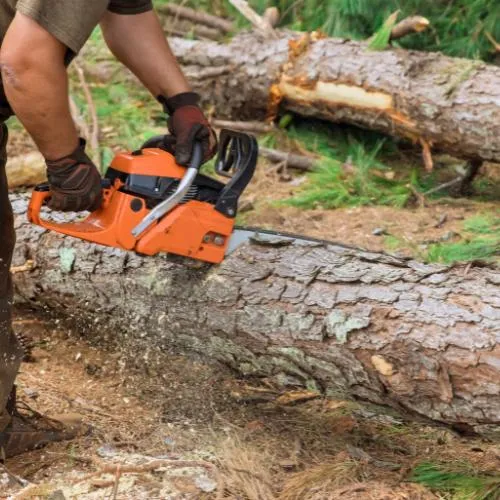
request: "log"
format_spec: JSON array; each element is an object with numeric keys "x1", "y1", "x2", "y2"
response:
[
  {"x1": 6, "y1": 152, "x2": 45, "y2": 188},
  {"x1": 10, "y1": 195, "x2": 500, "y2": 436},
  {"x1": 169, "y1": 32, "x2": 500, "y2": 163}
]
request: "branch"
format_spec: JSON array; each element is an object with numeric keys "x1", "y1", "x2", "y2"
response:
[
  {"x1": 158, "y1": 4, "x2": 233, "y2": 33},
  {"x1": 162, "y1": 18, "x2": 223, "y2": 40},
  {"x1": 260, "y1": 147, "x2": 316, "y2": 171},
  {"x1": 485, "y1": 32, "x2": 500, "y2": 53},
  {"x1": 390, "y1": 16, "x2": 430, "y2": 41},
  {"x1": 211, "y1": 119, "x2": 276, "y2": 134},
  {"x1": 74, "y1": 63, "x2": 101, "y2": 171},
  {"x1": 228, "y1": 0, "x2": 277, "y2": 38}
]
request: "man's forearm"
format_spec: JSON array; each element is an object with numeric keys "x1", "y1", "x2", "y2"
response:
[
  {"x1": 1, "y1": 13, "x2": 78, "y2": 160},
  {"x1": 100, "y1": 10, "x2": 191, "y2": 99}
]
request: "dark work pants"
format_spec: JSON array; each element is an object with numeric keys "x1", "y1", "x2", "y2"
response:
[{"x1": 0, "y1": 124, "x2": 23, "y2": 431}]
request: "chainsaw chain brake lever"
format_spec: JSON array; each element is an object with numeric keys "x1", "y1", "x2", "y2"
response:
[{"x1": 131, "y1": 142, "x2": 204, "y2": 238}]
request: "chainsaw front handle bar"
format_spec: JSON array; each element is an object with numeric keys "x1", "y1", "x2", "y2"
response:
[{"x1": 131, "y1": 142, "x2": 203, "y2": 238}]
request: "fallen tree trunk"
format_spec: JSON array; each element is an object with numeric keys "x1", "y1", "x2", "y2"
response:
[
  {"x1": 10, "y1": 195, "x2": 500, "y2": 436},
  {"x1": 170, "y1": 32, "x2": 500, "y2": 163}
]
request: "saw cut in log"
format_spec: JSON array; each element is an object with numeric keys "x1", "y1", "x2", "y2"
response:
[
  {"x1": 11, "y1": 195, "x2": 500, "y2": 437},
  {"x1": 169, "y1": 32, "x2": 500, "y2": 164}
]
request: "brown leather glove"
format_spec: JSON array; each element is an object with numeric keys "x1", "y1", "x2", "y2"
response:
[
  {"x1": 159, "y1": 92, "x2": 217, "y2": 166},
  {"x1": 45, "y1": 139, "x2": 102, "y2": 212}
]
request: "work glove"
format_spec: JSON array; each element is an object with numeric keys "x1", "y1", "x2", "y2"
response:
[
  {"x1": 158, "y1": 92, "x2": 217, "y2": 166},
  {"x1": 45, "y1": 139, "x2": 102, "y2": 212}
]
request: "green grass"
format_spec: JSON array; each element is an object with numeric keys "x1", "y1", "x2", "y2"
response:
[
  {"x1": 411, "y1": 462, "x2": 500, "y2": 500},
  {"x1": 281, "y1": 121, "x2": 414, "y2": 209},
  {"x1": 425, "y1": 214, "x2": 500, "y2": 264}
]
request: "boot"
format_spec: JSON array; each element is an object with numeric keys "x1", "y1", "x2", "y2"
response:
[{"x1": 0, "y1": 386, "x2": 87, "y2": 460}]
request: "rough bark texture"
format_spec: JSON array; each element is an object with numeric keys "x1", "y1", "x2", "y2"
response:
[
  {"x1": 170, "y1": 32, "x2": 500, "y2": 163},
  {"x1": 10, "y1": 195, "x2": 500, "y2": 435}
]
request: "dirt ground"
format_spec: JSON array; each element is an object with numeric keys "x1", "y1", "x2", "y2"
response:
[
  {"x1": 1, "y1": 308, "x2": 499, "y2": 499},
  {"x1": 238, "y1": 161, "x2": 499, "y2": 258}
]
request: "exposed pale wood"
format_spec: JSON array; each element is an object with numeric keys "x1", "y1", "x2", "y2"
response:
[
  {"x1": 6, "y1": 152, "x2": 45, "y2": 188},
  {"x1": 11, "y1": 195, "x2": 500, "y2": 436},
  {"x1": 157, "y1": 4, "x2": 233, "y2": 34},
  {"x1": 169, "y1": 33, "x2": 500, "y2": 164}
]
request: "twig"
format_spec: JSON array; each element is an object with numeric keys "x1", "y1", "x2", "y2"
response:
[
  {"x1": 423, "y1": 176, "x2": 463, "y2": 196},
  {"x1": 10, "y1": 260, "x2": 35, "y2": 274},
  {"x1": 419, "y1": 137, "x2": 434, "y2": 171},
  {"x1": 211, "y1": 119, "x2": 275, "y2": 134},
  {"x1": 485, "y1": 32, "x2": 500, "y2": 53},
  {"x1": 228, "y1": 0, "x2": 277, "y2": 38},
  {"x1": 76, "y1": 458, "x2": 216, "y2": 483},
  {"x1": 158, "y1": 4, "x2": 233, "y2": 33},
  {"x1": 69, "y1": 95, "x2": 90, "y2": 140},
  {"x1": 110, "y1": 464, "x2": 121, "y2": 500},
  {"x1": 390, "y1": 16, "x2": 430, "y2": 41},
  {"x1": 74, "y1": 63, "x2": 101, "y2": 171},
  {"x1": 260, "y1": 147, "x2": 316, "y2": 171}
]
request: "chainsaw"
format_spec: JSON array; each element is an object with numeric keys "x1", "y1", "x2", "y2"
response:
[{"x1": 28, "y1": 129, "x2": 307, "y2": 264}]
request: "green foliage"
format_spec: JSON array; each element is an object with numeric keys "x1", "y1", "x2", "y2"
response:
[
  {"x1": 368, "y1": 10, "x2": 400, "y2": 51},
  {"x1": 411, "y1": 462, "x2": 500, "y2": 500},
  {"x1": 283, "y1": 123, "x2": 412, "y2": 209},
  {"x1": 426, "y1": 214, "x2": 500, "y2": 264},
  {"x1": 165, "y1": 0, "x2": 500, "y2": 61}
]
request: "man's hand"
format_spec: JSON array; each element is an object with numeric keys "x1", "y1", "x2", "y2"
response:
[
  {"x1": 46, "y1": 139, "x2": 102, "y2": 212},
  {"x1": 101, "y1": 12, "x2": 217, "y2": 165},
  {"x1": 161, "y1": 92, "x2": 217, "y2": 165}
]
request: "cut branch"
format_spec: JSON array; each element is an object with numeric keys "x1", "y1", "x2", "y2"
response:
[
  {"x1": 390, "y1": 16, "x2": 430, "y2": 41},
  {"x1": 259, "y1": 147, "x2": 316, "y2": 171},
  {"x1": 169, "y1": 32, "x2": 500, "y2": 164},
  {"x1": 11, "y1": 195, "x2": 500, "y2": 436}
]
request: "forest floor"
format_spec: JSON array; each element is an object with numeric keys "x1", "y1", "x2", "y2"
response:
[{"x1": 2, "y1": 308, "x2": 499, "y2": 499}]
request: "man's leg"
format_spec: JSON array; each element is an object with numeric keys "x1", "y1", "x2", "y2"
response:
[{"x1": 0, "y1": 123, "x2": 23, "y2": 430}]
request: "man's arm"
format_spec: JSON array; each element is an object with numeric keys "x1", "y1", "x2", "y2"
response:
[
  {"x1": 100, "y1": 10, "x2": 217, "y2": 165},
  {"x1": 0, "y1": 12, "x2": 102, "y2": 212},
  {"x1": 0, "y1": 12, "x2": 78, "y2": 160},
  {"x1": 100, "y1": 10, "x2": 190, "y2": 98}
]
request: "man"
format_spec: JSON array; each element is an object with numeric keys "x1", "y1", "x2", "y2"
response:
[{"x1": 0, "y1": 0, "x2": 216, "y2": 458}]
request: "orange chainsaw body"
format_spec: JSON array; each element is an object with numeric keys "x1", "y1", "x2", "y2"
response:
[{"x1": 28, "y1": 131, "x2": 258, "y2": 264}]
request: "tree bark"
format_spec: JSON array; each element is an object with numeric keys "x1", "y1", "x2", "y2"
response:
[
  {"x1": 10, "y1": 195, "x2": 500, "y2": 436},
  {"x1": 170, "y1": 32, "x2": 500, "y2": 163}
]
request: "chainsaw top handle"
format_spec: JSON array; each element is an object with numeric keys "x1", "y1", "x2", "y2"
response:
[{"x1": 131, "y1": 142, "x2": 203, "y2": 237}]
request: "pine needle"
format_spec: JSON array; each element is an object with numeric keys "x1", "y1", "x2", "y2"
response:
[{"x1": 411, "y1": 462, "x2": 500, "y2": 500}]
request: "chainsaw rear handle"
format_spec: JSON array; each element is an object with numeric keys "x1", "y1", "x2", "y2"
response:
[{"x1": 28, "y1": 179, "x2": 112, "y2": 224}]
